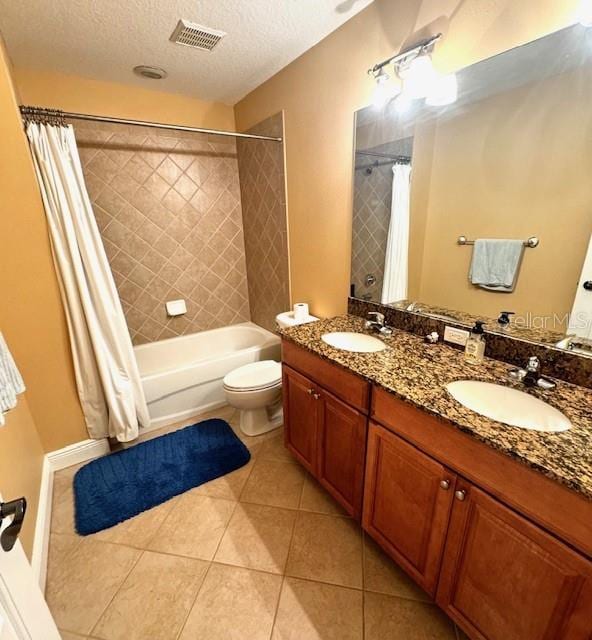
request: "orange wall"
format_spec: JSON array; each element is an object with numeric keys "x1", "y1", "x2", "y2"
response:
[
  {"x1": 0, "y1": 39, "x2": 87, "y2": 453},
  {"x1": 234, "y1": 0, "x2": 583, "y2": 318},
  {"x1": 14, "y1": 67, "x2": 236, "y2": 130}
]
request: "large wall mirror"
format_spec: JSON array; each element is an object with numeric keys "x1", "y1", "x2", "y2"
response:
[{"x1": 351, "y1": 23, "x2": 592, "y2": 356}]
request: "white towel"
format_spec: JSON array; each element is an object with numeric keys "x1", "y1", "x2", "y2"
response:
[
  {"x1": 469, "y1": 239, "x2": 524, "y2": 292},
  {"x1": 0, "y1": 332, "x2": 25, "y2": 426}
]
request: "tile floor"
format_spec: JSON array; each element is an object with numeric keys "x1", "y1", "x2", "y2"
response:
[{"x1": 47, "y1": 405, "x2": 463, "y2": 640}]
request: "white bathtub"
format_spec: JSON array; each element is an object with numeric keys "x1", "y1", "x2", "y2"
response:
[{"x1": 134, "y1": 322, "x2": 281, "y2": 429}]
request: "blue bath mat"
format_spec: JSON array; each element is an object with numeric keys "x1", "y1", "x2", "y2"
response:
[{"x1": 73, "y1": 419, "x2": 250, "y2": 535}]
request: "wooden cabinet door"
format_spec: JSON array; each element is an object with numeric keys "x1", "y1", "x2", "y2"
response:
[
  {"x1": 316, "y1": 389, "x2": 367, "y2": 519},
  {"x1": 437, "y1": 483, "x2": 592, "y2": 640},
  {"x1": 363, "y1": 422, "x2": 457, "y2": 595},
  {"x1": 282, "y1": 365, "x2": 320, "y2": 474}
]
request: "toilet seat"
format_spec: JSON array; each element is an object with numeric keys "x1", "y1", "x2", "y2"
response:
[{"x1": 223, "y1": 360, "x2": 282, "y2": 392}]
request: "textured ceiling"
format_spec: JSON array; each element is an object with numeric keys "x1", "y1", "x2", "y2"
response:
[{"x1": 0, "y1": 0, "x2": 374, "y2": 104}]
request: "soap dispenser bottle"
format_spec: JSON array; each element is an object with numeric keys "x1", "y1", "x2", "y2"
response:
[{"x1": 464, "y1": 321, "x2": 486, "y2": 364}]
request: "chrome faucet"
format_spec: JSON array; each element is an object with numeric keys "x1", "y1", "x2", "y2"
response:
[
  {"x1": 364, "y1": 312, "x2": 393, "y2": 336},
  {"x1": 509, "y1": 356, "x2": 556, "y2": 390}
]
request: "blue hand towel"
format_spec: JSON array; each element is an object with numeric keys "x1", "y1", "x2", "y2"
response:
[{"x1": 469, "y1": 239, "x2": 524, "y2": 292}]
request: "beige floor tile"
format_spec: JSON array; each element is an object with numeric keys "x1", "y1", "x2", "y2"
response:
[
  {"x1": 91, "y1": 497, "x2": 178, "y2": 548},
  {"x1": 214, "y1": 503, "x2": 296, "y2": 573},
  {"x1": 147, "y1": 493, "x2": 235, "y2": 560},
  {"x1": 59, "y1": 631, "x2": 87, "y2": 640},
  {"x1": 191, "y1": 458, "x2": 254, "y2": 500},
  {"x1": 299, "y1": 474, "x2": 348, "y2": 516},
  {"x1": 258, "y1": 433, "x2": 294, "y2": 462},
  {"x1": 286, "y1": 512, "x2": 362, "y2": 588},
  {"x1": 198, "y1": 404, "x2": 237, "y2": 423},
  {"x1": 230, "y1": 420, "x2": 283, "y2": 451},
  {"x1": 51, "y1": 472, "x2": 77, "y2": 535},
  {"x1": 179, "y1": 563, "x2": 282, "y2": 640},
  {"x1": 92, "y1": 551, "x2": 208, "y2": 640},
  {"x1": 55, "y1": 462, "x2": 86, "y2": 480},
  {"x1": 46, "y1": 533, "x2": 82, "y2": 593},
  {"x1": 240, "y1": 458, "x2": 305, "y2": 509},
  {"x1": 271, "y1": 577, "x2": 363, "y2": 640},
  {"x1": 363, "y1": 536, "x2": 431, "y2": 601},
  {"x1": 45, "y1": 538, "x2": 141, "y2": 636},
  {"x1": 364, "y1": 592, "x2": 456, "y2": 640}
]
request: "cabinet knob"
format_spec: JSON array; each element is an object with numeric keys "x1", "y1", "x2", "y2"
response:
[
  {"x1": 439, "y1": 479, "x2": 450, "y2": 490},
  {"x1": 455, "y1": 489, "x2": 466, "y2": 502},
  {"x1": 307, "y1": 388, "x2": 314, "y2": 395},
  {"x1": 313, "y1": 393, "x2": 321, "y2": 400}
]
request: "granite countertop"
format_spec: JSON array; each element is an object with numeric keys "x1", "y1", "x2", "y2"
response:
[{"x1": 281, "y1": 315, "x2": 592, "y2": 500}]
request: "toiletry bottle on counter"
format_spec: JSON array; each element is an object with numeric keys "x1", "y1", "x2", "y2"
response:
[{"x1": 464, "y1": 321, "x2": 486, "y2": 364}]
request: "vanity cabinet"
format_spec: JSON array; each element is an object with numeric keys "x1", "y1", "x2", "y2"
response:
[
  {"x1": 281, "y1": 339, "x2": 592, "y2": 640},
  {"x1": 437, "y1": 482, "x2": 592, "y2": 640},
  {"x1": 281, "y1": 365, "x2": 319, "y2": 474},
  {"x1": 282, "y1": 343, "x2": 369, "y2": 518},
  {"x1": 365, "y1": 421, "x2": 592, "y2": 639},
  {"x1": 363, "y1": 422, "x2": 457, "y2": 595}
]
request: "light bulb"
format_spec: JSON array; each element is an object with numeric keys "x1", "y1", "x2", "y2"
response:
[
  {"x1": 578, "y1": 0, "x2": 592, "y2": 26},
  {"x1": 426, "y1": 73, "x2": 458, "y2": 106},
  {"x1": 399, "y1": 55, "x2": 437, "y2": 99},
  {"x1": 371, "y1": 70, "x2": 401, "y2": 108}
]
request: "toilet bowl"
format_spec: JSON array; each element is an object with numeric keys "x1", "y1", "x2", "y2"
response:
[{"x1": 223, "y1": 360, "x2": 283, "y2": 436}]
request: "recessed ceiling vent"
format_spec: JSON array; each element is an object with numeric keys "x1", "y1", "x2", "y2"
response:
[{"x1": 170, "y1": 19, "x2": 226, "y2": 51}]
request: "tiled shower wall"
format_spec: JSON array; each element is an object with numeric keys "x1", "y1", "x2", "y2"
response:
[
  {"x1": 351, "y1": 162, "x2": 392, "y2": 301},
  {"x1": 75, "y1": 121, "x2": 250, "y2": 345},
  {"x1": 236, "y1": 113, "x2": 290, "y2": 332}
]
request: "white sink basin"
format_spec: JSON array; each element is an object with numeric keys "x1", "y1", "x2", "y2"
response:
[
  {"x1": 321, "y1": 332, "x2": 386, "y2": 353},
  {"x1": 446, "y1": 381, "x2": 571, "y2": 433}
]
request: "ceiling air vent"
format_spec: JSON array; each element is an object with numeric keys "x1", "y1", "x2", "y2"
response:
[{"x1": 170, "y1": 19, "x2": 226, "y2": 51}]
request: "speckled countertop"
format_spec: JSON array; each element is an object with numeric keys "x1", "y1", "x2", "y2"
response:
[{"x1": 281, "y1": 315, "x2": 592, "y2": 500}]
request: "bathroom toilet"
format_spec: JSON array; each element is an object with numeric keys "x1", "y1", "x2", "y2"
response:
[{"x1": 223, "y1": 360, "x2": 283, "y2": 436}]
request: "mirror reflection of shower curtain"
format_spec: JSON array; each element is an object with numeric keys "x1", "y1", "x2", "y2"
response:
[
  {"x1": 26, "y1": 123, "x2": 150, "y2": 442},
  {"x1": 381, "y1": 163, "x2": 411, "y2": 304}
]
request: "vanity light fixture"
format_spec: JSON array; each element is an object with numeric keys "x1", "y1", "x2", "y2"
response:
[
  {"x1": 368, "y1": 33, "x2": 457, "y2": 109},
  {"x1": 399, "y1": 55, "x2": 437, "y2": 99},
  {"x1": 371, "y1": 68, "x2": 401, "y2": 108}
]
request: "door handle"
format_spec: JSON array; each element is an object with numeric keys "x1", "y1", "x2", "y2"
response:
[
  {"x1": 583, "y1": 281, "x2": 592, "y2": 291},
  {"x1": 0, "y1": 498, "x2": 27, "y2": 552}
]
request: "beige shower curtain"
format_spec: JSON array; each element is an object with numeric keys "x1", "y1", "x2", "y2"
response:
[
  {"x1": 26, "y1": 122, "x2": 149, "y2": 442},
  {"x1": 381, "y1": 163, "x2": 411, "y2": 304}
]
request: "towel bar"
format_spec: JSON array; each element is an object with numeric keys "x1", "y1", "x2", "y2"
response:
[{"x1": 457, "y1": 236, "x2": 539, "y2": 248}]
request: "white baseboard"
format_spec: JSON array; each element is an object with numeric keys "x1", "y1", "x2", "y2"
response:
[
  {"x1": 46, "y1": 438, "x2": 110, "y2": 472},
  {"x1": 31, "y1": 457, "x2": 52, "y2": 592},
  {"x1": 31, "y1": 437, "x2": 109, "y2": 589}
]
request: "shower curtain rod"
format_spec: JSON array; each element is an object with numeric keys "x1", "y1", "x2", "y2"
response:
[
  {"x1": 356, "y1": 150, "x2": 411, "y2": 162},
  {"x1": 19, "y1": 105, "x2": 283, "y2": 142}
]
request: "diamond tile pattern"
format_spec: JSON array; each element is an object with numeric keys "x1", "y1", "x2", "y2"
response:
[
  {"x1": 351, "y1": 163, "x2": 392, "y2": 301},
  {"x1": 237, "y1": 113, "x2": 290, "y2": 332},
  {"x1": 75, "y1": 121, "x2": 250, "y2": 344}
]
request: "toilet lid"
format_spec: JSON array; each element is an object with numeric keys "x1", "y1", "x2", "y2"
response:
[{"x1": 223, "y1": 360, "x2": 282, "y2": 391}]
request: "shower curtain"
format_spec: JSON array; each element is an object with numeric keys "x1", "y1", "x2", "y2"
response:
[
  {"x1": 381, "y1": 163, "x2": 412, "y2": 304},
  {"x1": 26, "y1": 123, "x2": 149, "y2": 442}
]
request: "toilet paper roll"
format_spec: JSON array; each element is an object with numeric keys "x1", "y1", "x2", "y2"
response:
[{"x1": 293, "y1": 303, "x2": 309, "y2": 321}]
